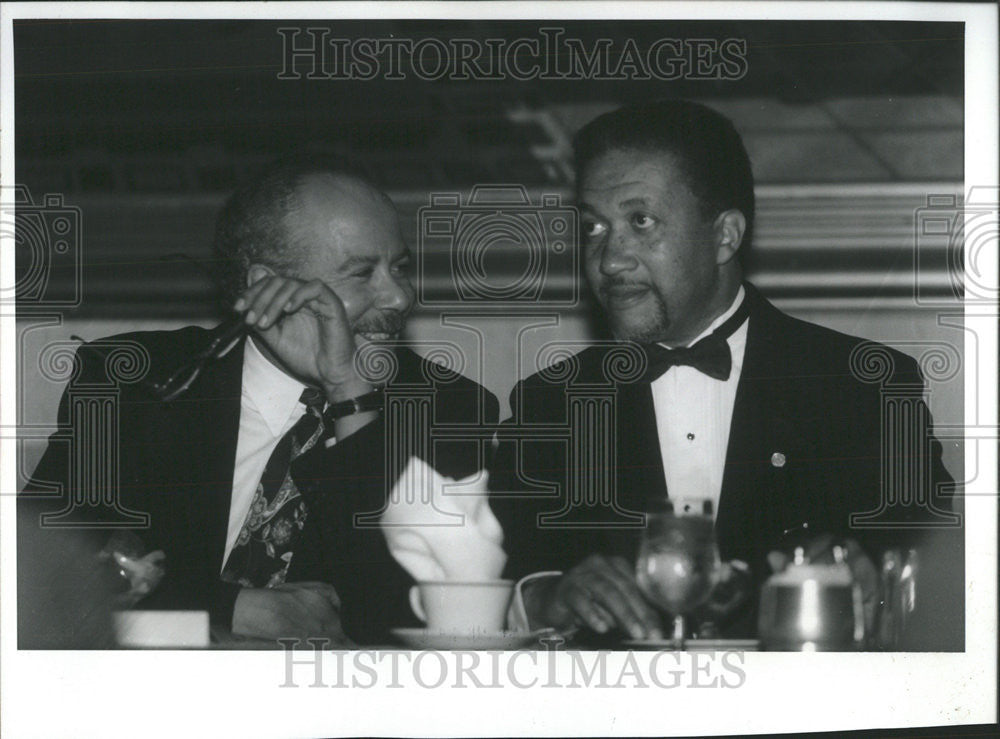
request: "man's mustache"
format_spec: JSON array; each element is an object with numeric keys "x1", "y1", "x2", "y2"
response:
[
  {"x1": 355, "y1": 310, "x2": 406, "y2": 336},
  {"x1": 598, "y1": 278, "x2": 651, "y2": 294}
]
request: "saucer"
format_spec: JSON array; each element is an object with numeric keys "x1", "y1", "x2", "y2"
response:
[
  {"x1": 622, "y1": 638, "x2": 760, "y2": 651},
  {"x1": 390, "y1": 628, "x2": 553, "y2": 650}
]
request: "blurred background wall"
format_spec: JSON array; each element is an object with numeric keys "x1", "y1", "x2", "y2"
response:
[{"x1": 13, "y1": 19, "x2": 965, "y2": 483}]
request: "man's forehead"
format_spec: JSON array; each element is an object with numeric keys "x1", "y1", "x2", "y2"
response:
[
  {"x1": 580, "y1": 178, "x2": 655, "y2": 200},
  {"x1": 579, "y1": 171, "x2": 669, "y2": 209},
  {"x1": 291, "y1": 174, "x2": 399, "y2": 238},
  {"x1": 579, "y1": 150, "x2": 687, "y2": 207},
  {"x1": 297, "y1": 172, "x2": 390, "y2": 215}
]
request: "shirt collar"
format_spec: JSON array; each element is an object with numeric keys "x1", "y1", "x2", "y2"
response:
[
  {"x1": 241, "y1": 336, "x2": 309, "y2": 436},
  {"x1": 667, "y1": 285, "x2": 747, "y2": 349}
]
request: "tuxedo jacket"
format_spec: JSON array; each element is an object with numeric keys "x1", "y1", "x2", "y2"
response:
[
  {"x1": 21, "y1": 326, "x2": 498, "y2": 645},
  {"x1": 489, "y1": 284, "x2": 961, "y2": 641}
]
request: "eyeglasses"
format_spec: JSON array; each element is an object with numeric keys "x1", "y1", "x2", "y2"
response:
[{"x1": 72, "y1": 316, "x2": 247, "y2": 402}]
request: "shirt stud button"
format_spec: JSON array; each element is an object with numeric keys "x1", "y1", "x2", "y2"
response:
[
  {"x1": 771, "y1": 452, "x2": 786, "y2": 468},
  {"x1": 686, "y1": 432, "x2": 695, "y2": 440}
]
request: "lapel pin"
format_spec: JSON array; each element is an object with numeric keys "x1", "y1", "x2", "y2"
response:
[{"x1": 770, "y1": 452, "x2": 786, "y2": 468}]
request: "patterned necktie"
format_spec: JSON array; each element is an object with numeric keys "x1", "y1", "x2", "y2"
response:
[
  {"x1": 222, "y1": 387, "x2": 327, "y2": 588},
  {"x1": 641, "y1": 299, "x2": 750, "y2": 383}
]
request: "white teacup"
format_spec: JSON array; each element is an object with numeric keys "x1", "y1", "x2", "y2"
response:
[{"x1": 408, "y1": 580, "x2": 514, "y2": 634}]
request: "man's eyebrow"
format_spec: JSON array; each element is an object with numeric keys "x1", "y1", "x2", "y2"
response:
[
  {"x1": 393, "y1": 248, "x2": 413, "y2": 262},
  {"x1": 618, "y1": 196, "x2": 650, "y2": 208}
]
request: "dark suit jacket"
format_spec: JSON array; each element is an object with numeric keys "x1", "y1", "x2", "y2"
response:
[
  {"x1": 489, "y1": 283, "x2": 961, "y2": 644},
  {"x1": 21, "y1": 325, "x2": 498, "y2": 645}
]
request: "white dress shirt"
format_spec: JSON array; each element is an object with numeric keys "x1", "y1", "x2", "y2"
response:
[
  {"x1": 650, "y1": 286, "x2": 748, "y2": 519},
  {"x1": 509, "y1": 288, "x2": 751, "y2": 630},
  {"x1": 222, "y1": 338, "x2": 312, "y2": 570}
]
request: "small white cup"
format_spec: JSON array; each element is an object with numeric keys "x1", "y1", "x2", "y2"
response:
[
  {"x1": 113, "y1": 610, "x2": 209, "y2": 648},
  {"x1": 409, "y1": 580, "x2": 514, "y2": 634}
]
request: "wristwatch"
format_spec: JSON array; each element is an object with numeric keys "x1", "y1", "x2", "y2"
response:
[{"x1": 324, "y1": 388, "x2": 384, "y2": 421}]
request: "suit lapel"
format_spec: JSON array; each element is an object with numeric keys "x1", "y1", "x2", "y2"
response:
[{"x1": 164, "y1": 337, "x2": 244, "y2": 572}]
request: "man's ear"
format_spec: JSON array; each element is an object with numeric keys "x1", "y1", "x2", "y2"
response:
[
  {"x1": 713, "y1": 210, "x2": 746, "y2": 265},
  {"x1": 246, "y1": 263, "x2": 277, "y2": 289}
]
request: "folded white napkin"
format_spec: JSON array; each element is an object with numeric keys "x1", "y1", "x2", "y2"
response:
[{"x1": 381, "y1": 456, "x2": 507, "y2": 581}]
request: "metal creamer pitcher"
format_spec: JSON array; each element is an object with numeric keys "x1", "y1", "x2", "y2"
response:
[{"x1": 758, "y1": 546, "x2": 865, "y2": 651}]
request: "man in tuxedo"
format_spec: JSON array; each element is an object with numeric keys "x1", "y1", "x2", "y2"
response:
[
  {"x1": 21, "y1": 159, "x2": 497, "y2": 646},
  {"x1": 490, "y1": 100, "x2": 960, "y2": 645}
]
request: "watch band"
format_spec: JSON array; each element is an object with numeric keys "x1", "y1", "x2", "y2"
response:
[{"x1": 324, "y1": 389, "x2": 384, "y2": 421}]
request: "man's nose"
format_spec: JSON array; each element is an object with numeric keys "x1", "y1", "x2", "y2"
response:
[
  {"x1": 599, "y1": 228, "x2": 639, "y2": 277},
  {"x1": 378, "y1": 271, "x2": 414, "y2": 314}
]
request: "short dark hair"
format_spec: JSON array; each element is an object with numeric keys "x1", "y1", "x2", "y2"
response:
[
  {"x1": 572, "y1": 99, "x2": 755, "y2": 250},
  {"x1": 211, "y1": 153, "x2": 378, "y2": 306}
]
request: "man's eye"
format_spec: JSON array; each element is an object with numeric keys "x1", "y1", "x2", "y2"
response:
[
  {"x1": 632, "y1": 213, "x2": 656, "y2": 230},
  {"x1": 353, "y1": 267, "x2": 375, "y2": 279},
  {"x1": 583, "y1": 221, "x2": 606, "y2": 238},
  {"x1": 392, "y1": 261, "x2": 412, "y2": 277}
]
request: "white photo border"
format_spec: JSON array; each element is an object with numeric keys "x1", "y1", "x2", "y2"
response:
[{"x1": 1, "y1": 2, "x2": 996, "y2": 736}]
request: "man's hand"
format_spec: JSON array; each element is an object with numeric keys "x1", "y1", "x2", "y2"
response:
[
  {"x1": 232, "y1": 581, "x2": 349, "y2": 644},
  {"x1": 235, "y1": 276, "x2": 369, "y2": 401},
  {"x1": 693, "y1": 559, "x2": 752, "y2": 624},
  {"x1": 526, "y1": 555, "x2": 663, "y2": 640}
]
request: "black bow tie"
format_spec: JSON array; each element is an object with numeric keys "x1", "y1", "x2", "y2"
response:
[{"x1": 641, "y1": 299, "x2": 749, "y2": 382}]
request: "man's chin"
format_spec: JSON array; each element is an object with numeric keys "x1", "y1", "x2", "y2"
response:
[{"x1": 609, "y1": 318, "x2": 669, "y2": 345}]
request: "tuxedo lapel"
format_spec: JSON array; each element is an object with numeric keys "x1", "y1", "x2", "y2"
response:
[
  {"x1": 716, "y1": 286, "x2": 802, "y2": 563},
  {"x1": 615, "y1": 378, "x2": 667, "y2": 513},
  {"x1": 716, "y1": 308, "x2": 771, "y2": 561},
  {"x1": 589, "y1": 375, "x2": 661, "y2": 558}
]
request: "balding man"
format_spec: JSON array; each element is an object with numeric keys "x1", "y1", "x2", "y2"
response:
[{"x1": 22, "y1": 158, "x2": 497, "y2": 645}]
